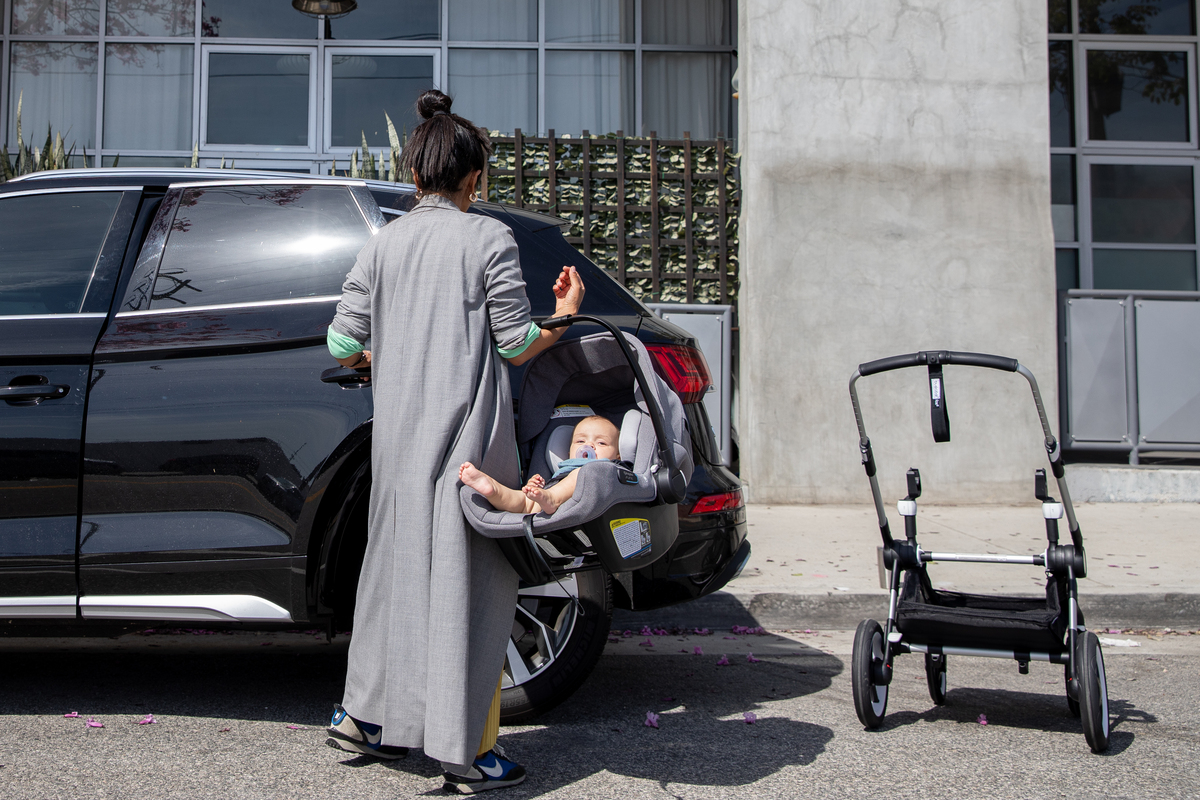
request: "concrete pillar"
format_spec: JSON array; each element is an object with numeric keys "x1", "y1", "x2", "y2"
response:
[{"x1": 738, "y1": 0, "x2": 1057, "y2": 503}]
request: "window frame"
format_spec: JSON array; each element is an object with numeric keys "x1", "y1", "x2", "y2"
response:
[
  {"x1": 200, "y1": 44, "x2": 319, "y2": 153},
  {"x1": 1078, "y1": 40, "x2": 1199, "y2": 149},
  {"x1": 322, "y1": 45, "x2": 441, "y2": 156}
]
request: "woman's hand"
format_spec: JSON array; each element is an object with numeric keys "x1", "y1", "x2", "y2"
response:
[
  {"x1": 336, "y1": 349, "x2": 371, "y2": 369},
  {"x1": 552, "y1": 266, "x2": 585, "y2": 317}
]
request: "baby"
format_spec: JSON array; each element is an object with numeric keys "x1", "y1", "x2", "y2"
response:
[{"x1": 460, "y1": 415, "x2": 620, "y2": 516}]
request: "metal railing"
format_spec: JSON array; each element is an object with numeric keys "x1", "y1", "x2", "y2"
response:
[{"x1": 1063, "y1": 289, "x2": 1200, "y2": 464}]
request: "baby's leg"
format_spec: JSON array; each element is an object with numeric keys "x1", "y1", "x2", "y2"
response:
[
  {"x1": 523, "y1": 470, "x2": 578, "y2": 516},
  {"x1": 460, "y1": 463, "x2": 537, "y2": 514}
]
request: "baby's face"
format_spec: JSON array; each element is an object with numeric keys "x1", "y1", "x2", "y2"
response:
[{"x1": 572, "y1": 418, "x2": 620, "y2": 461}]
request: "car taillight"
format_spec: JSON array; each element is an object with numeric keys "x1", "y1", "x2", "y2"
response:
[
  {"x1": 646, "y1": 343, "x2": 712, "y2": 404},
  {"x1": 690, "y1": 489, "x2": 743, "y2": 515}
]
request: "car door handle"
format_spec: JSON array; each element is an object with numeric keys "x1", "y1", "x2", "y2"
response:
[
  {"x1": 320, "y1": 366, "x2": 371, "y2": 387},
  {"x1": 1, "y1": 381, "x2": 69, "y2": 402}
]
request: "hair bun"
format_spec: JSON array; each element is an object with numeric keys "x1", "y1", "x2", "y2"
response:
[{"x1": 416, "y1": 89, "x2": 453, "y2": 120}]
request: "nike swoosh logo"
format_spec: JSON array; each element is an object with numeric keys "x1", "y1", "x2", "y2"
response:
[
  {"x1": 363, "y1": 729, "x2": 381, "y2": 745},
  {"x1": 478, "y1": 759, "x2": 505, "y2": 778}
]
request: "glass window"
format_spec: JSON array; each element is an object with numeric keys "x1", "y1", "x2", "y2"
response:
[
  {"x1": 107, "y1": 0, "x2": 194, "y2": 36},
  {"x1": 1056, "y1": 249, "x2": 1079, "y2": 291},
  {"x1": 546, "y1": 51, "x2": 634, "y2": 136},
  {"x1": 206, "y1": 53, "x2": 311, "y2": 147},
  {"x1": 105, "y1": 44, "x2": 194, "y2": 151},
  {"x1": 1080, "y1": 0, "x2": 1195, "y2": 35},
  {"x1": 0, "y1": 192, "x2": 122, "y2": 316},
  {"x1": 1087, "y1": 50, "x2": 1189, "y2": 142},
  {"x1": 325, "y1": 0, "x2": 439, "y2": 40},
  {"x1": 1049, "y1": 42, "x2": 1074, "y2": 147},
  {"x1": 1091, "y1": 163, "x2": 1194, "y2": 243},
  {"x1": 1052, "y1": 155, "x2": 1076, "y2": 241},
  {"x1": 449, "y1": 0, "x2": 536, "y2": 41},
  {"x1": 643, "y1": 52, "x2": 732, "y2": 138},
  {"x1": 1049, "y1": 0, "x2": 1072, "y2": 33},
  {"x1": 11, "y1": 0, "x2": 98, "y2": 35},
  {"x1": 102, "y1": 155, "x2": 191, "y2": 166},
  {"x1": 152, "y1": 185, "x2": 372, "y2": 308},
  {"x1": 547, "y1": 0, "x2": 635, "y2": 43},
  {"x1": 449, "y1": 50, "x2": 537, "y2": 135},
  {"x1": 8, "y1": 43, "x2": 99, "y2": 150},
  {"x1": 643, "y1": 0, "x2": 732, "y2": 45},
  {"x1": 200, "y1": 0, "x2": 316, "y2": 38},
  {"x1": 1093, "y1": 249, "x2": 1197, "y2": 289},
  {"x1": 330, "y1": 54, "x2": 434, "y2": 148}
]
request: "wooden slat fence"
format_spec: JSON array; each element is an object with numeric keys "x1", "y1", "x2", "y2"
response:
[{"x1": 482, "y1": 130, "x2": 739, "y2": 306}]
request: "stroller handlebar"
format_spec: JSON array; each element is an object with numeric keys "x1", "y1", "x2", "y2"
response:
[{"x1": 858, "y1": 350, "x2": 1019, "y2": 377}]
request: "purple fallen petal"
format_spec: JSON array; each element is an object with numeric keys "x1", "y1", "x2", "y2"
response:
[
  {"x1": 716, "y1": 655, "x2": 730, "y2": 666},
  {"x1": 622, "y1": 630, "x2": 632, "y2": 637},
  {"x1": 977, "y1": 714, "x2": 988, "y2": 725},
  {"x1": 638, "y1": 638, "x2": 654, "y2": 647},
  {"x1": 743, "y1": 711, "x2": 757, "y2": 724},
  {"x1": 747, "y1": 653, "x2": 761, "y2": 663},
  {"x1": 136, "y1": 714, "x2": 156, "y2": 725},
  {"x1": 723, "y1": 636, "x2": 738, "y2": 640},
  {"x1": 286, "y1": 724, "x2": 302, "y2": 730},
  {"x1": 86, "y1": 718, "x2": 104, "y2": 728},
  {"x1": 641, "y1": 626, "x2": 653, "y2": 636},
  {"x1": 218, "y1": 727, "x2": 231, "y2": 733},
  {"x1": 63, "y1": 712, "x2": 79, "y2": 718},
  {"x1": 693, "y1": 646, "x2": 704, "y2": 655},
  {"x1": 693, "y1": 628, "x2": 711, "y2": 636},
  {"x1": 644, "y1": 711, "x2": 659, "y2": 729}
]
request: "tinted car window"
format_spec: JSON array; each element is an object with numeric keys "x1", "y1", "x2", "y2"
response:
[
  {"x1": 151, "y1": 185, "x2": 372, "y2": 309},
  {"x1": 0, "y1": 191, "x2": 122, "y2": 315}
]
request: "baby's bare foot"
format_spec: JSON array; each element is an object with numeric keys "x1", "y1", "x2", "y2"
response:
[
  {"x1": 523, "y1": 474, "x2": 545, "y2": 491},
  {"x1": 459, "y1": 462, "x2": 495, "y2": 497},
  {"x1": 523, "y1": 484, "x2": 561, "y2": 516}
]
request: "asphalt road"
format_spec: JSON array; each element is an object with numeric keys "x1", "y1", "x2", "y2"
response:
[{"x1": 1, "y1": 629, "x2": 1197, "y2": 799}]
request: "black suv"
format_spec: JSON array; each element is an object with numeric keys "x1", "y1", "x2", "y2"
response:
[{"x1": 0, "y1": 169, "x2": 748, "y2": 719}]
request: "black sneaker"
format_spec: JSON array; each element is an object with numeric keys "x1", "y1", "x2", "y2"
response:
[
  {"x1": 442, "y1": 746, "x2": 526, "y2": 794},
  {"x1": 325, "y1": 704, "x2": 408, "y2": 760}
]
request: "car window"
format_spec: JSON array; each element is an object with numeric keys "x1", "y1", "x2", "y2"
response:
[
  {"x1": 151, "y1": 184, "x2": 372, "y2": 309},
  {"x1": 0, "y1": 191, "x2": 123, "y2": 315}
]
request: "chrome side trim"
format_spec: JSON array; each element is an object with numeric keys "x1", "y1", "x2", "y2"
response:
[
  {"x1": 115, "y1": 295, "x2": 341, "y2": 318},
  {"x1": 0, "y1": 596, "x2": 77, "y2": 618},
  {"x1": 80, "y1": 594, "x2": 292, "y2": 622},
  {"x1": 0, "y1": 186, "x2": 142, "y2": 198},
  {"x1": 0, "y1": 312, "x2": 108, "y2": 322}
]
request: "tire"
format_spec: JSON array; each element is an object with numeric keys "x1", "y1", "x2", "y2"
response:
[
  {"x1": 1064, "y1": 664, "x2": 1080, "y2": 717},
  {"x1": 925, "y1": 652, "x2": 947, "y2": 706},
  {"x1": 1077, "y1": 631, "x2": 1110, "y2": 752},
  {"x1": 851, "y1": 619, "x2": 890, "y2": 729},
  {"x1": 499, "y1": 569, "x2": 613, "y2": 723}
]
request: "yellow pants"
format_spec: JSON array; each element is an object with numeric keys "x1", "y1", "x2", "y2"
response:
[{"x1": 477, "y1": 675, "x2": 502, "y2": 758}]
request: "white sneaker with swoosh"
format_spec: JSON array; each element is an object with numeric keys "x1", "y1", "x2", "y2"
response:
[{"x1": 442, "y1": 747, "x2": 527, "y2": 794}]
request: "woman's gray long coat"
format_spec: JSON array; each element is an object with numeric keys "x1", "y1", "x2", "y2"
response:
[{"x1": 329, "y1": 193, "x2": 531, "y2": 767}]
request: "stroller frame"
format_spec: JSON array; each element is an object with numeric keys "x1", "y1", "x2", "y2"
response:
[{"x1": 848, "y1": 350, "x2": 1110, "y2": 752}]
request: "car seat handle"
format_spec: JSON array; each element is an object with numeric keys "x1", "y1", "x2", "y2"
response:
[{"x1": 538, "y1": 314, "x2": 686, "y2": 504}]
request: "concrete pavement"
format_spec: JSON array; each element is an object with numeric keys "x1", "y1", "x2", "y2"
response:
[{"x1": 615, "y1": 503, "x2": 1200, "y2": 630}]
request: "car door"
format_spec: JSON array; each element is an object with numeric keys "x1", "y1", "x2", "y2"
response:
[
  {"x1": 78, "y1": 180, "x2": 380, "y2": 624},
  {"x1": 0, "y1": 185, "x2": 141, "y2": 616}
]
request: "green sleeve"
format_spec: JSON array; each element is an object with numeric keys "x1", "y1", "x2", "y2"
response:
[
  {"x1": 496, "y1": 321, "x2": 541, "y2": 359},
  {"x1": 327, "y1": 325, "x2": 364, "y2": 359}
]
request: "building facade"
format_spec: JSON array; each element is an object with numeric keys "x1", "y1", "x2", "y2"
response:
[{"x1": 0, "y1": 0, "x2": 736, "y2": 172}]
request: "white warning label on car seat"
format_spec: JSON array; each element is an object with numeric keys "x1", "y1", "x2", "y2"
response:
[
  {"x1": 611, "y1": 518, "x2": 652, "y2": 559},
  {"x1": 551, "y1": 404, "x2": 594, "y2": 419}
]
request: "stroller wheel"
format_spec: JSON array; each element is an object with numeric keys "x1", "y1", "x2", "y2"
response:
[
  {"x1": 924, "y1": 652, "x2": 947, "y2": 706},
  {"x1": 1064, "y1": 665, "x2": 1080, "y2": 717},
  {"x1": 1077, "y1": 631, "x2": 1110, "y2": 752},
  {"x1": 851, "y1": 619, "x2": 890, "y2": 729}
]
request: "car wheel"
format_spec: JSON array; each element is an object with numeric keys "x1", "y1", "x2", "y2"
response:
[{"x1": 499, "y1": 569, "x2": 612, "y2": 723}]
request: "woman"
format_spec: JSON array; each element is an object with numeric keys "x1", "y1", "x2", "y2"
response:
[{"x1": 324, "y1": 89, "x2": 584, "y2": 793}]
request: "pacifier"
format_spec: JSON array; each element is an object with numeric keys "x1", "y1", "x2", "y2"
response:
[{"x1": 575, "y1": 444, "x2": 597, "y2": 460}]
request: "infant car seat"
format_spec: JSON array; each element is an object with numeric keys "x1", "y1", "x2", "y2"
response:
[{"x1": 459, "y1": 316, "x2": 693, "y2": 582}]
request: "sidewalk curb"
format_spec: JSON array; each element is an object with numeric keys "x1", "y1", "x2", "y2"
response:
[{"x1": 613, "y1": 591, "x2": 1200, "y2": 630}]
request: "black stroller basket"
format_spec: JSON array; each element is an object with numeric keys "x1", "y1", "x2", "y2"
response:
[
  {"x1": 464, "y1": 315, "x2": 692, "y2": 586},
  {"x1": 847, "y1": 350, "x2": 1110, "y2": 753}
]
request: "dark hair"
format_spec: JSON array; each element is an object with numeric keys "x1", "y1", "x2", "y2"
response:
[{"x1": 402, "y1": 90, "x2": 492, "y2": 196}]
